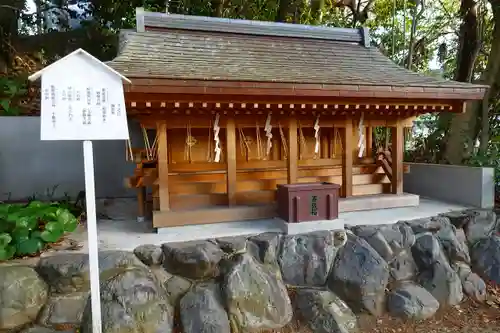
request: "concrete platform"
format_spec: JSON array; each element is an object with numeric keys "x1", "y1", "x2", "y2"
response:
[{"x1": 66, "y1": 197, "x2": 469, "y2": 252}]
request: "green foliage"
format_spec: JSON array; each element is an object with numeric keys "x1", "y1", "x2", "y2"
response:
[
  {"x1": 0, "y1": 76, "x2": 27, "y2": 115},
  {"x1": 466, "y1": 148, "x2": 500, "y2": 185},
  {"x1": 0, "y1": 201, "x2": 78, "y2": 261}
]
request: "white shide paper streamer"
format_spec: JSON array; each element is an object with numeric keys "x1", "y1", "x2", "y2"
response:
[
  {"x1": 213, "y1": 113, "x2": 221, "y2": 162},
  {"x1": 357, "y1": 113, "x2": 365, "y2": 158},
  {"x1": 264, "y1": 112, "x2": 273, "y2": 156},
  {"x1": 314, "y1": 115, "x2": 320, "y2": 155}
]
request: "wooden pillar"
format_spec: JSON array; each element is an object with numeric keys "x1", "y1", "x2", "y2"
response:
[
  {"x1": 366, "y1": 126, "x2": 373, "y2": 158},
  {"x1": 391, "y1": 121, "x2": 404, "y2": 194},
  {"x1": 157, "y1": 121, "x2": 170, "y2": 211},
  {"x1": 137, "y1": 186, "x2": 146, "y2": 220},
  {"x1": 321, "y1": 130, "x2": 329, "y2": 158},
  {"x1": 342, "y1": 120, "x2": 353, "y2": 197},
  {"x1": 226, "y1": 117, "x2": 237, "y2": 206},
  {"x1": 287, "y1": 118, "x2": 298, "y2": 184}
]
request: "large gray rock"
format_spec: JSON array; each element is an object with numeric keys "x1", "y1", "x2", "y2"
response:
[
  {"x1": 180, "y1": 284, "x2": 230, "y2": 333},
  {"x1": 433, "y1": 218, "x2": 470, "y2": 264},
  {"x1": 404, "y1": 217, "x2": 443, "y2": 234},
  {"x1": 248, "y1": 232, "x2": 282, "y2": 265},
  {"x1": 279, "y1": 231, "x2": 342, "y2": 286},
  {"x1": 150, "y1": 267, "x2": 192, "y2": 306},
  {"x1": 411, "y1": 233, "x2": 444, "y2": 270},
  {"x1": 36, "y1": 251, "x2": 147, "y2": 293},
  {"x1": 216, "y1": 236, "x2": 248, "y2": 255},
  {"x1": 453, "y1": 262, "x2": 487, "y2": 302},
  {"x1": 223, "y1": 253, "x2": 293, "y2": 331},
  {"x1": 38, "y1": 292, "x2": 88, "y2": 328},
  {"x1": 295, "y1": 289, "x2": 358, "y2": 333},
  {"x1": 389, "y1": 249, "x2": 417, "y2": 282},
  {"x1": 80, "y1": 266, "x2": 174, "y2": 333},
  {"x1": 162, "y1": 240, "x2": 223, "y2": 280},
  {"x1": 455, "y1": 228, "x2": 468, "y2": 248},
  {"x1": 412, "y1": 234, "x2": 463, "y2": 306},
  {"x1": 440, "y1": 211, "x2": 474, "y2": 229},
  {"x1": 380, "y1": 223, "x2": 416, "y2": 250},
  {"x1": 387, "y1": 283, "x2": 439, "y2": 320},
  {"x1": 0, "y1": 266, "x2": 48, "y2": 331},
  {"x1": 353, "y1": 224, "x2": 415, "y2": 262},
  {"x1": 418, "y1": 263, "x2": 463, "y2": 306},
  {"x1": 327, "y1": 233, "x2": 390, "y2": 316},
  {"x1": 353, "y1": 224, "x2": 416, "y2": 282},
  {"x1": 470, "y1": 235, "x2": 500, "y2": 284},
  {"x1": 352, "y1": 226, "x2": 393, "y2": 261},
  {"x1": 464, "y1": 209, "x2": 498, "y2": 245},
  {"x1": 133, "y1": 244, "x2": 163, "y2": 266}
]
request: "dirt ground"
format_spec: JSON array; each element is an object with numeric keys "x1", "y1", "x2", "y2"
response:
[
  {"x1": 357, "y1": 298, "x2": 500, "y2": 333},
  {"x1": 261, "y1": 284, "x2": 500, "y2": 333},
  {"x1": 357, "y1": 283, "x2": 500, "y2": 333}
]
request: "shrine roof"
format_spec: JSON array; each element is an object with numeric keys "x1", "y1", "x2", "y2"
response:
[{"x1": 107, "y1": 8, "x2": 487, "y2": 100}]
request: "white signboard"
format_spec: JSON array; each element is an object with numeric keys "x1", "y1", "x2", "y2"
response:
[
  {"x1": 36, "y1": 49, "x2": 130, "y2": 141},
  {"x1": 29, "y1": 49, "x2": 132, "y2": 333}
]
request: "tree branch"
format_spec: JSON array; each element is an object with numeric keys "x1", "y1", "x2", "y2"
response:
[
  {"x1": 0, "y1": 4, "x2": 24, "y2": 11},
  {"x1": 436, "y1": 0, "x2": 456, "y2": 21}
]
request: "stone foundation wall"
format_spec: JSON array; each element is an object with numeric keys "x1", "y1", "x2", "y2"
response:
[{"x1": 1, "y1": 209, "x2": 500, "y2": 333}]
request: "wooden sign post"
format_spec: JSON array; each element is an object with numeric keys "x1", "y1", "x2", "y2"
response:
[{"x1": 29, "y1": 49, "x2": 131, "y2": 333}]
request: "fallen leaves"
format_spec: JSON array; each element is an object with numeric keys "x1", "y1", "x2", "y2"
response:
[
  {"x1": 261, "y1": 283, "x2": 500, "y2": 333},
  {"x1": 485, "y1": 283, "x2": 500, "y2": 309},
  {"x1": 358, "y1": 283, "x2": 500, "y2": 333}
]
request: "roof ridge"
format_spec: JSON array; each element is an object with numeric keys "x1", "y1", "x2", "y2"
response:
[{"x1": 135, "y1": 7, "x2": 370, "y2": 47}]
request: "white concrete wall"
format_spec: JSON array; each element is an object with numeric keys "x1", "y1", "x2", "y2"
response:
[
  {"x1": 0, "y1": 116, "x2": 143, "y2": 201},
  {"x1": 404, "y1": 163, "x2": 495, "y2": 209}
]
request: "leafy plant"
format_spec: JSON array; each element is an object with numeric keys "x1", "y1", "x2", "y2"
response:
[
  {"x1": 0, "y1": 201, "x2": 78, "y2": 261},
  {"x1": 0, "y1": 76, "x2": 27, "y2": 116}
]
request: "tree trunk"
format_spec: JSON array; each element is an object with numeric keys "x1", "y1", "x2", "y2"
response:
[
  {"x1": 335, "y1": 0, "x2": 375, "y2": 26},
  {"x1": 211, "y1": 0, "x2": 224, "y2": 17},
  {"x1": 0, "y1": 0, "x2": 23, "y2": 72},
  {"x1": 311, "y1": 0, "x2": 326, "y2": 24},
  {"x1": 442, "y1": 0, "x2": 481, "y2": 164},
  {"x1": 407, "y1": 1, "x2": 425, "y2": 70},
  {"x1": 478, "y1": 3, "x2": 500, "y2": 154},
  {"x1": 478, "y1": 91, "x2": 491, "y2": 153},
  {"x1": 275, "y1": 0, "x2": 291, "y2": 22},
  {"x1": 445, "y1": 1, "x2": 500, "y2": 163}
]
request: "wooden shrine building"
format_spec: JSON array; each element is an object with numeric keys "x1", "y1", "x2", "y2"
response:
[{"x1": 111, "y1": 8, "x2": 487, "y2": 228}]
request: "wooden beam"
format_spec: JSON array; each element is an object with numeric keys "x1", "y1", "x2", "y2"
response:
[
  {"x1": 342, "y1": 119, "x2": 353, "y2": 197},
  {"x1": 366, "y1": 126, "x2": 373, "y2": 158},
  {"x1": 391, "y1": 121, "x2": 404, "y2": 194},
  {"x1": 153, "y1": 205, "x2": 277, "y2": 227},
  {"x1": 226, "y1": 116, "x2": 237, "y2": 206},
  {"x1": 287, "y1": 118, "x2": 298, "y2": 184},
  {"x1": 157, "y1": 121, "x2": 170, "y2": 211},
  {"x1": 133, "y1": 114, "x2": 419, "y2": 130}
]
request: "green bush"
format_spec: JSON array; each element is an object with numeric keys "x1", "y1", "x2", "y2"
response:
[{"x1": 0, "y1": 201, "x2": 79, "y2": 261}]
